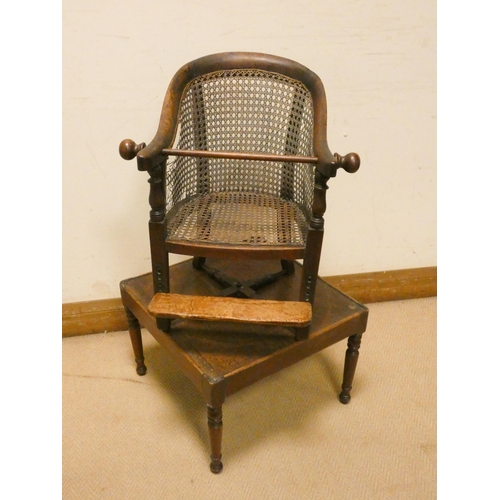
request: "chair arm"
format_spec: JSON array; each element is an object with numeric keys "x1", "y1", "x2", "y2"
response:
[
  {"x1": 119, "y1": 138, "x2": 170, "y2": 171},
  {"x1": 136, "y1": 136, "x2": 172, "y2": 171},
  {"x1": 316, "y1": 152, "x2": 361, "y2": 178},
  {"x1": 309, "y1": 152, "x2": 361, "y2": 222}
]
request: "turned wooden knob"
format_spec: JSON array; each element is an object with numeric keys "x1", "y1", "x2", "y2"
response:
[
  {"x1": 335, "y1": 152, "x2": 360, "y2": 173},
  {"x1": 119, "y1": 139, "x2": 145, "y2": 160}
]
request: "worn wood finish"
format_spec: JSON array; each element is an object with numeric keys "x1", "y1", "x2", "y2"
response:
[
  {"x1": 148, "y1": 293, "x2": 312, "y2": 327},
  {"x1": 119, "y1": 259, "x2": 368, "y2": 472},
  {"x1": 62, "y1": 266, "x2": 436, "y2": 337},
  {"x1": 119, "y1": 53, "x2": 361, "y2": 333},
  {"x1": 115, "y1": 53, "x2": 367, "y2": 472},
  {"x1": 164, "y1": 240, "x2": 306, "y2": 260},
  {"x1": 119, "y1": 52, "x2": 359, "y2": 178}
]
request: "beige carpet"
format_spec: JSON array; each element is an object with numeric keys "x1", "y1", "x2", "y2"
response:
[{"x1": 63, "y1": 298, "x2": 436, "y2": 499}]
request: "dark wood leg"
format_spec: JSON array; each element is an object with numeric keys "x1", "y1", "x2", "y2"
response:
[
  {"x1": 193, "y1": 256, "x2": 206, "y2": 269},
  {"x1": 299, "y1": 169, "x2": 328, "y2": 308},
  {"x1": 339, "y1": 333, "x2": 363, "y2": 404},
  {"x1": 125, "y1": 307, "x2": 147, "y2": 376},
  {"x1": 147, "y1": 160, "x2": 171, "y2": 333},
  {"x1": 281, "y1": 259, "x2": 295, "y2": 275},
  {"x1": 295, "y1": 326, "x2": 310, "y2": 341},
  {"x1": 156, "y1": 318, "x2": 172, "y2": 332},
  {"x1": 207, "y1": 405, "x2": 223, "y2": 473}
]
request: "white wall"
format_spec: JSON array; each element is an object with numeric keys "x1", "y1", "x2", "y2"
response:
[{"x1": 62, "y1": 0, "x2": 436, "y2": 303}]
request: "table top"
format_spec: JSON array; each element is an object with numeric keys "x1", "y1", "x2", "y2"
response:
[{"x1": 120, "y1": 259, "x2": 368, "y2": 405}]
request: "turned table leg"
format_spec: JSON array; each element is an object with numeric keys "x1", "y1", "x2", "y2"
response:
[
  {"x1": 339, "y1": 333, "x2": 363, "y2": 404},
  {"x1": 207, "y1": 405, "x2": 223, "y2": 473},
  {"x1": 125, "y1": 307, "x2": 147, "y2": 376}
]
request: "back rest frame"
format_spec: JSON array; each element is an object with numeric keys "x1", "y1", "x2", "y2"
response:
[{"x1": 136, "y1": 52, "x2": 335, "y2": 174}]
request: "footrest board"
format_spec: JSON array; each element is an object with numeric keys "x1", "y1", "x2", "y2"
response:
[{"x1": 148, "y1": 293, "x2": 312, "y2": 327}]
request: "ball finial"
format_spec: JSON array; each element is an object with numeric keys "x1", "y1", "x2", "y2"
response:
[
  {"x1": 119, "y1": 139, "x2": 145, "y2": 160},
  {"x1": 337, "y1": 152, "x2": 360, "y2": 173}
]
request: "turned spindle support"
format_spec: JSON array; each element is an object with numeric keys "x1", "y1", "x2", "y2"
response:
[
  {"x1": 148, "y1": 160, "x2": 171, "y2": 331},
  {"x1": 120, "y1": 138, "x2": 171, "y2": 330},
  {"x1": 124, "y1": 308, "x2": 147, "y2": 376},
  {"x1": 339, "y1": 333, "x2": 363, "y2": 404},
  {"x1": 300, "y1": 170, "x2": 328, "y2": 305},
  {"x1": 207, "y1": 405, "x2": 223, "y2": 473}
]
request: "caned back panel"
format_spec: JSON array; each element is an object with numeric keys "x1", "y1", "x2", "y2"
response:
[{"x1": 165, "y1": 69, "x2": 315, "y2": 217}]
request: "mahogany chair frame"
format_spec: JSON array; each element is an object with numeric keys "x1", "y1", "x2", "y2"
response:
[
  {"x1": 119, "y1": 52, "x2": 365, "y2": 473},
  {"x1": 120, "y1": 52, "x2": 360, "y2": 334}
]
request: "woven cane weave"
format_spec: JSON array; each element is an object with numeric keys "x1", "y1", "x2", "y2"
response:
[
  {"x1": 165, "y1": 69, "x2": 315, "y2": 247},
  {"x1": 167, "y1": 192, "x2": 309, "y2": 245}
]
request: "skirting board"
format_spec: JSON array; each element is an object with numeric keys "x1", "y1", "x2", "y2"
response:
[{"x1": 62, "y1": 266, "x2": 436, "y2": 337}]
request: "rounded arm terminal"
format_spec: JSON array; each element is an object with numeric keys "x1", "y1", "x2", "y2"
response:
[
  {"x1": 119, "y1": 139, "x2": 145, "y2": 160},
  {"x1": 334, "y1": 152, "x2": 360, "y2": 174},
  {"x1": 316, "y1": 152, "x2": 360, "y2": 178}
]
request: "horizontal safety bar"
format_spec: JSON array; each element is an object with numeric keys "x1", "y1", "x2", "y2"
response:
[{"x1": 161, "y1": 148, "x2": 318, "y2": 164}]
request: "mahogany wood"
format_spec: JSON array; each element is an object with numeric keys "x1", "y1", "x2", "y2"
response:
[
  {"x1": 120, "y1": 139, "x2": 360, "y2": 178},
  {"x1": 124, "y1": 307, "x2": 147, "y2": 376},
  {"x1": 118, "y1": 52, "x2": 360, "y2": 178},
  {"x1": 207, "y1": 406, "x2": 223, "y2": 474},
  {"x1": 161, "y1": 148, "x2": 318, "y2": 164},
  {"x1": 120, "y1": 259, "x2": 368, "y2": 472},
  {"x1": 119, "y1": 139, "x2": 145, "y2": 160},
  {"x1": 117, "y1": 53, "x2": 366, "y2": 473},
  {"x1": 193, "y1": 260, "x2": 293, "y2": 298},
  {"x1": 164, "y1": 240, "x2": 305, "y2": 260},
  {"x1": 339, "y1": 333, "x2": 363, "y2": 404},
  {"x1": 118, "y1": 53, "x2": 361, "y2": 327}
]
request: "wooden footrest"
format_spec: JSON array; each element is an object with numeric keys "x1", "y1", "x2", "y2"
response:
[{"x1": 148, "y1": 293, "x2": 312, "y2": 327}]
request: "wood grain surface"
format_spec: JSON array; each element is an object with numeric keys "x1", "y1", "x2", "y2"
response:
[{"x1": 63, "y1": 265, "x2": 436, "y2": 337}]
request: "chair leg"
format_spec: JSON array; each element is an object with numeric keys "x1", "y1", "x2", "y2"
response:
[
  {"x1": 207, "y1": 405, "x2": 223, "y2": 473},
  {"x1": 339, "y1": 333, "x2": 363, "y2": 404},
  {"x1": 193, "y1": 256, "x2": 206, "y2": 269},
  {"x1": 295, "y1": 326, "x2": 310, "y2": 341},
  {"x1": 280, "y1": 259, "x2": 295, "y2": 275},
  {"x1": 125, "y1": 307, "x2": 147, "y2": 376}
]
